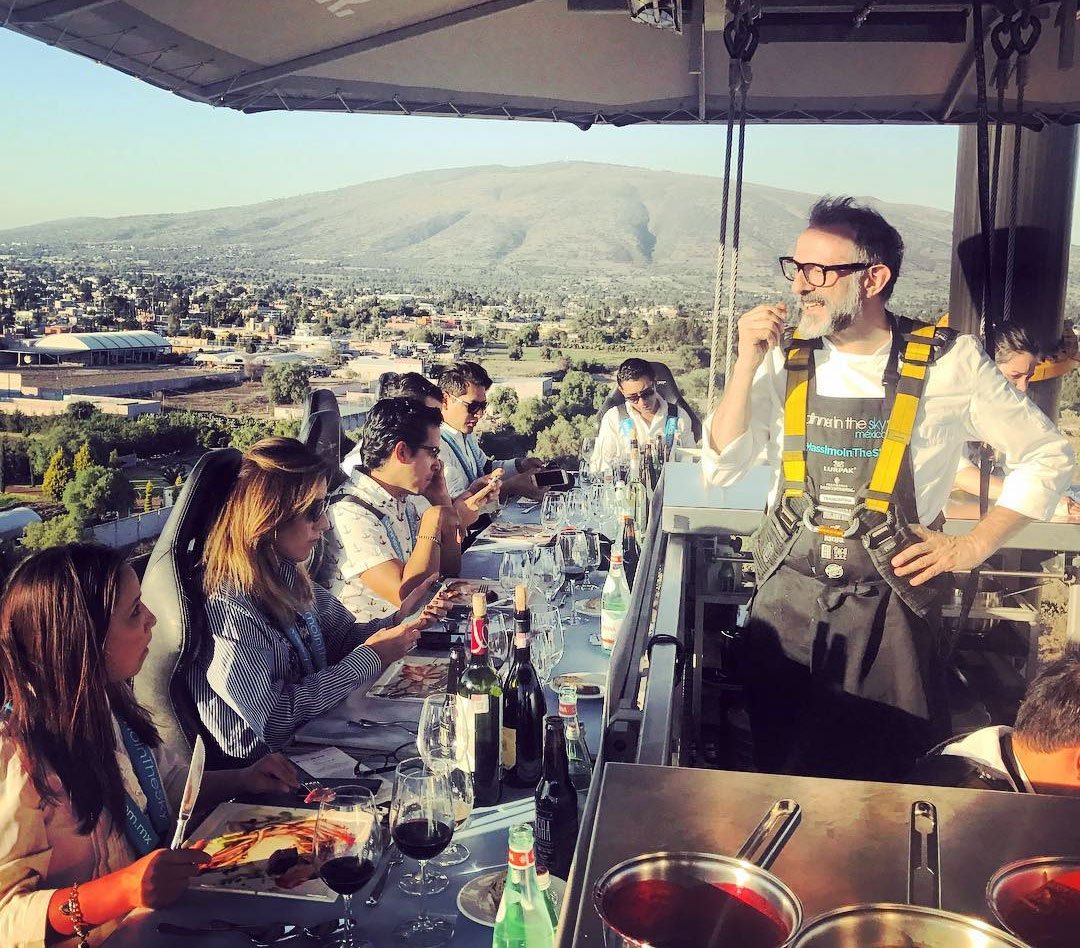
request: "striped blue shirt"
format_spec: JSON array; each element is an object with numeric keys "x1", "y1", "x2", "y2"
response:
[{"x1": 188, "y1": 561, "x2": 388, "y2": 760}]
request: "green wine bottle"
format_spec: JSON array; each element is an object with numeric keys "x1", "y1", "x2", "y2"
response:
[{"x1": 492, "y1": 823, "x2": 555, "y2": 948}]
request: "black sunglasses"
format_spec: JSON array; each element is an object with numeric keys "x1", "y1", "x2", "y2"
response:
[
  {"x1": 449, "y1": 392, "x2": 487, "y2": 415},
  {"x1": 624, "y1": 387, "x2": 656, "y2": 403},
  {"x1": 302, "y1": 496, "x2": 330, "y2": 523}
]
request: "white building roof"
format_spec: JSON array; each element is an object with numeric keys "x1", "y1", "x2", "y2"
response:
[{"x1": 32, "y1": 331, "x2": 171, "y2": 353}]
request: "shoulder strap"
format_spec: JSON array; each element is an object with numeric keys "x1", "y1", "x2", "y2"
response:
[{"x1": 780, "y1": 336, "x2": 819, "y2": 501}]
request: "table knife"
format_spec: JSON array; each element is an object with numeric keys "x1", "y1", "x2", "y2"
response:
[{"x1": 170, "y1": 736, "x2": 206, "y2": 849}]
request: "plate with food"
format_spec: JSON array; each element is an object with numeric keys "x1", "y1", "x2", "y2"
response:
[
  {"x1": 368, "y1": 655, "x2": 449, "y2": 700},
  {"x1": 191, "y1": 802, "x2": 375, "y2": 901},
  {"x1": 480, "y1": 522, "x2": 557, "y2": 546},
  {"x1": 457, "y1": 868, "x2": 566, "y2": 927},
  {"x1": 552, "y1": 671, "x2": 606, "y2": 700},
  {"x1": 577, "y1": 596, "x2": 602, "y2": 617}
]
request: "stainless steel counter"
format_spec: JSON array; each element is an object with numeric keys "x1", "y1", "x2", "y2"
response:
[{"x1": 563, "y1": 763, "x2": 1080, "y2": 945}]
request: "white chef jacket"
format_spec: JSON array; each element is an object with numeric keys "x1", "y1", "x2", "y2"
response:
[
  {"x1": 439, "y1": 422, "x2": 520, "y2": 499},
  {"x1": 936, "y1": 725, "x2": 1034, "y2": 793},
  {"x1": 0, "y1": 715, "x2": 186, "y2": 948},
  {"x1": 592, "y1": 402, "x2": 697, "y2": 469},
  {"x1": 702, "y1": 332, "x2": 1074, "y2": 524}
]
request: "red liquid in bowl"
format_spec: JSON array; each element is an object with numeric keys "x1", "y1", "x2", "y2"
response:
[
  {"x1": 996, "y1": 868, "x2": 1080, "y2": 948},
  {"x1": 600, "y1": 877, "x2": 790, "y2": 948}
]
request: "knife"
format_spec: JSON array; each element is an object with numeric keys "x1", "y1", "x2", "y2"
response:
[{"x1": 170, "y1": 736, "x2": 206, "y2": 849}]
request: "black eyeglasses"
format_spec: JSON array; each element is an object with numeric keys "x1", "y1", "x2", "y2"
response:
[
  {"x1": 624, "y1": 387, "x2": 656, "y2": 403},
  {"x1": 415, "y1": 445, "x2": 441, "y2": 458},
  {"x1": 302, "y1": 496, "x2": 330, "y2": 523},
  {"x1": 449, "y1": 392, "x2": 487, "y2": 415},
  {"x1": 779, "y1": 256, "x2": 871, "y2": 287}
]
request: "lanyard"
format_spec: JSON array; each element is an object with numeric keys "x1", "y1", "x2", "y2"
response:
[
  {"x1": 380, "y1": 503, "x2": 419, "y2": 563},
  {"x1": 116, "y1": 717, "x2": 171, "y2": 856},
  {"x1": 281, "y1": 609, "x2": 327, "y2": 677},
  {"x1": 440, "y1": 430, "x2": 482, "y2": 482}
]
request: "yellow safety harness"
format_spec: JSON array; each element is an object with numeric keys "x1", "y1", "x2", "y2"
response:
[{"x1": 781, "y1": 316, "x2": 949, "y2": 539}]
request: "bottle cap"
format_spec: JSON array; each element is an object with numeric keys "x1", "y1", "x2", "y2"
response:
[
  {"x1": 472, "y1": 592, "x2": 487, "y2": 618},
  {"x1": 611, "y1": 552, "x2": 623, "y2": 565},
  {"x1": 536, "y1": 867, "x2": 552, "y2": 890},
  {"x1": 514, "y1": 583, "x2": 528, "y2": 612}
]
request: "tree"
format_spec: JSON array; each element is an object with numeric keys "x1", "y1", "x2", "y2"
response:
[
  {"x1": 555, "y1": 371, "x2": 605, "y2": 419},
  {"x1": 73, "y1": 442, "x2": 93, "y2": 474},
  {"x1": 63, "y1": 465, "x2": 135, "y2": 522},
  {"x1": 263, "y1": 362, "x2": 312, "y2": 405},
  {"x1": 488, "y1": 387, "x2": 519, "y2": 422},
  {"x1": 66, "y1": 401, "x2": 97, "y2": 421},
  {"x1": 42, "y1": 448, "x2": 74, "y2": 502},
  {"x1": 508, "y1": 344, "x2": 523, "y2": 361},
  {"x1": 510, "y1": 397, "x2": 555, "y2": 445},
  {"x1": 143, "y1": 479, "x2": 154, "y2": 512},
  {"x1": 535, "y1": 415, "x2": 595, "y2": 465},
  {"x1": 22, "y1": 512, "x2": 86, "y2": 551}
]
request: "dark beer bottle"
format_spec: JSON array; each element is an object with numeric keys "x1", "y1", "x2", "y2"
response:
[{"x1": 533, "y1": 716, "x2": 578, "y2": 880}]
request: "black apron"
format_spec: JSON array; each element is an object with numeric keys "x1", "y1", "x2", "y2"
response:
[{"x1": 742, "y1": 360, "x2": 950, "y2": 783}]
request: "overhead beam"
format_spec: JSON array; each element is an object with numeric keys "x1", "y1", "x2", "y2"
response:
[
  {"x1": 10, "y1": 0, "x2": 116, "y2": 24},
  {"x1": 199, "y1": 0, "x2": 543, "y2": 100}
]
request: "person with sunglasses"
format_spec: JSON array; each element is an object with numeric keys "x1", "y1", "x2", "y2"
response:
[
  {"x1": 437, "y1": 360, "x2": 547, "y2": 502},
  {"x1": 320, "y1": 398, "x2": 501, "y2": 625},
  {"x1": 189, "y1": 437, "x2": 439, "y2": 761},
  {"x1": 592, "y1": 358, "x2": 697, "y2": 470},
  {"x1": 703, "y1": 196, "x2": 1073, "y2": 784}
]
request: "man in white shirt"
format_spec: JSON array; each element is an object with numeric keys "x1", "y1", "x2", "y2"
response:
[
  {"x1": 591, "y1": 358, "x2": 697, "y2": 470},
  {"x1": 910, "y1": 645, "x2": 1080, "y2": 795},
  {"x1": 438, "y1": 361, "x2": 546, "y2": 501},
  {"x1": 704, "y1": 196, "x2": 1074, "y2": 782},
  {"x1": 319, "y1": 398, "x2": 498, "y2": 624}
]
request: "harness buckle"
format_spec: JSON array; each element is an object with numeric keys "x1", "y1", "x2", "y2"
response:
[
  {"x1": 801, "y1": 504, "x2": 861, "y2": 540},
  {"x1": 856, "y1": 504, "x2": 895, "y2": 551}
]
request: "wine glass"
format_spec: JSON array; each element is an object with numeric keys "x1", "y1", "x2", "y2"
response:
[
  {"x1": 530, "y1": 606, "x2": 565, "y2": 690},
  {"x1": 499, "y1": 550, "x2": 532, "y2": 595},
  {"x1": 313, "y1": 785, "x2": 384, "y2": 948},
  {"x1": 530, "y1": 546, "x2": 561, "y2": 606},
  {"x1": 486, "y1": 612, "x2": 512, "y2": 670},
  {"x1": 579, "y1": 531, "x2": 602, "y2": 591},
  {"x1": 416, "y1": 693, "x2": 474, "y2": 868},
  {"x1": 390, "y1": 758, "x2": 455, "y2": 946},
  {"x1": 579, "y1": 437, "x2": 596, "y2": 485},
  {"x1": 540, "y1": 492, "x2": 565, "y2": 532},
  {"x1": 556, "y1": 529, "x2": 587, "y2": 625}
]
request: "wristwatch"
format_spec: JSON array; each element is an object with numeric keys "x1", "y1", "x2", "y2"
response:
[{"x1": 59, "y1": 882, "x2": 91, "y2": 948}]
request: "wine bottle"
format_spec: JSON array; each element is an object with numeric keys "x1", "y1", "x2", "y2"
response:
[
  {"x1": 458, "y1": 593, "x2": 503, "y2": 807},
  {"x1": 627, "y1": 435, "x2": 649, "y2": 534},
  {"x1": 557, "y1": 685, "x2": 592, "y2": 795},
  {"x1": 447, "y1": 644, "x2": 467, "y2": 694},
  {"x1": 600, "y1": 551, "x2": 630, "y2": 653},
  {"x1": 503, "y1": 585, "x2": 546, "y2": 788},
  {"x1": 535, "y1": 868, "x2": 561, "y2": 931},
  {"x1": 492, "y1": 823, "x2": 555, "y2": 948},
  {"x1": 642, "y1": 442, "x2": 656, "y2": 492},
  {"x1": 534, "y1": 716, "x2": 578, "y2": 881},
  {"x1": 619, "y1": 513, "x2": 639, "y2": 592}
]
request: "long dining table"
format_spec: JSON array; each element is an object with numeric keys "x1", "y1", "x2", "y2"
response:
[{"x1": 106, "y1": 500, "x2": 611, "y2": 947}]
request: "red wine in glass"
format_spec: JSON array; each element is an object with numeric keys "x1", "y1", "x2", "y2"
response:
[
  {"x1": 391, "y1": 819, "x2": 454, "y2": 862},
  {"x1": 319, "y1": 856, "x2": 376, "y2": 896}
]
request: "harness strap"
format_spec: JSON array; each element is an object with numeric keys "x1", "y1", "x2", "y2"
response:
[{"x1": 331, "y1": 492, "x2": 419, "y2": 563}]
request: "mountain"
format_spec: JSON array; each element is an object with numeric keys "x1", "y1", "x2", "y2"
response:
[{"x1": 0, "y1": 161, "x2": 1073, "y2": 305}]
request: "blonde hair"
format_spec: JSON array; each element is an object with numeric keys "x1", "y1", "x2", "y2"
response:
[{"x1": 203, "y1": 437, "x2": 326, "y2": 630}]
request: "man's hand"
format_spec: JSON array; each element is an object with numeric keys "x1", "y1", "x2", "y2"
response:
[
  {"x1": 518, "y1": 457, "x2": 545, "y2": 474},
  {"x1": 503, "y1": 471, "x2": 547, "y2": 502},
  {"x1": 421, "y1": 461, "x2": 453, "y2": 507},
  {"x1": 736, "y1": 302, "x2": 788, "y2": 371},
  {"x1": 891, "y1": 526, "x2": 985, "y2": 587},
  {"x1": 242, "y1": 753, "x2": 300, "y2": 794},
  {"x1": 456, "y1": 475, "x2": 502, "y2": 528}
]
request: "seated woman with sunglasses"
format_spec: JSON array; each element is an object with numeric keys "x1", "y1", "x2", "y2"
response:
[
  {"x1": 592, "y1": 357, "x2": 697, "y2": 471},
  {"x1": 0, "y1": 543, "x2": 297, "y2": 947},
  {"x1": 190, "y1": 437, "x2": 436, "y2": 762}
]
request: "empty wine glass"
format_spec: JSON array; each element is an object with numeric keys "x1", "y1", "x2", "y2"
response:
[
  {"x1": 530, "y1": 606, "x2": 565, "y2": 690},
  {"x1": 579, "y1": 531, "x2": 602, "y2": 590},
  {"x1": 540, "y1": 492, "x2": 565, "y2": 532},
  {"x1": 579, "y1": 437, "x2": 596, "y2": 485},
  {"x1": 486, "y1": 612, "x2": 512, "y2": 670},
  {"x1": 499, "y1": 550, "x2": 532, "y2": 595},
  {"x1": 530, "y1": 546, "x2": 561, "y2": 606},
  {"x1": 556, "y1": 528, "x2": 587, "y2": 625},
  {"x1": 390, "y1": 758, "x2": 455, "y2": 946},
  {"x1": 416, "y1": 694, "x2": 474, "y2": 868},
  {"x1": 313, "y1": 785, "x2": 384, "y2": 948},
  {"x1": 432, "y1": 766, "x2": 475, "y2": 868}
]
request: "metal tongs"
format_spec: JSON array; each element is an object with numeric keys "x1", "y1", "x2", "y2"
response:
[
  {"x1": 736, "y1": 798, "x2": 803, "y2": 870},
  {"x1": 908, "y1": 800, "x2": 941, "y2": 909}
]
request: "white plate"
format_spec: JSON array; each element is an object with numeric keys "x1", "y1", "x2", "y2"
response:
[
  {"x1": 551, "y1": 671, "x2": 606, "y2": 700},
  {"x1": 457, "y1": 868, "x2": 566, "y2": 927},
  {"x1": 576, "y1": 596, "x2": 602, "y2": 617}
]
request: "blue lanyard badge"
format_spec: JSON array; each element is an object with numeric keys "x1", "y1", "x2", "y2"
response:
[
  {"x1": 441, "y1": 430, "x2": 479, "y2": 482},
  {"x1": 664, "y1": 414, "x2": 679, "y2": 448},
  {"x1": 381, "y1": 504, "x2": 419, "y2": 563},
  {"x1": 117, "y1": 717, "x2": 171, "y2": 856},
  {"x1": 282, "y1": 609, "x2": 327, "y2": 677}
]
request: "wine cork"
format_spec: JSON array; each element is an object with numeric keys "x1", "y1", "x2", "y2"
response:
[
  {"x1": 472, "y1": 592, "x2": 487, "y2": 618},
  {"x1": 514, "y1": 583, "x2": 528, "y2": 613}
]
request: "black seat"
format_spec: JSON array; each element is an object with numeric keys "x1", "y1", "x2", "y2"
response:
[
  {"x1": 134, "y1": 447, "x2": 242, "y2": 767},
  {"x1": 300, "y1": 388, "x2": 355, "y2": 491},
  {"x1": 595, "y1": 360, "x2": 702, "y2": 441}
]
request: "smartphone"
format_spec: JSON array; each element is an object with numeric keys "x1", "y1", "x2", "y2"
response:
[{"x1": 534, "y1": 469, "x2": 572, "y2": 489}]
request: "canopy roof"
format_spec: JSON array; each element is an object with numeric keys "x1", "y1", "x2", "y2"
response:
[
  {"x1": 3, "y1": 1, "x2": 1077, "y2": 128},
  {"x1": 33, "y1": 330, "x2": 171, "y2": 352}
]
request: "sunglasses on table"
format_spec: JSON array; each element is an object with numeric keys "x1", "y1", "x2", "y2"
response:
[
  {"x1": 623, "y1": 387, "x2": 657, "y2": 404},
  {"x1": 778, "y1": 256, "x2": 871, "y2": 287},
  {"x1": 448, "y1": 391, "x2": 488, "y2": 415},
  {"x1": 301, "y1": 496, "x2": 330, "y2": 523}
]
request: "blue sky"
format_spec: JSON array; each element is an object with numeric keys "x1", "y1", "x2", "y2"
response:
[{"x1": 1, "y1": 28, "x2": 1077, "y2": 243}]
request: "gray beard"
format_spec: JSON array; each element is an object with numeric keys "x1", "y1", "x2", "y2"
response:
[{"x1": 792, "y1": 279, "x2": 863, "y2": 339}]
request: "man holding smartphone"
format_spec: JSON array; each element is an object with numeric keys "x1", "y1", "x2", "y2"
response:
[{"x1": 438, "y1": 360, "x2": 548, "y2": 502}]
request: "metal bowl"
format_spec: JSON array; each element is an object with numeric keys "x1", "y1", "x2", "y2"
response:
[
  {"x1": 790, "y1": 903, "x2": 1033, "y2": 948},
  {"x1": 987, "y1": 855, "x2": 1080, "y2": 948},
  {"x1": 593, "y1": 851, "x2": 802, "y2": 948}
]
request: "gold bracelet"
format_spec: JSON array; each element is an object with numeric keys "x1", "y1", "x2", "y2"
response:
[
  {"x1": 59, "y1": 882, "x2": 91, "y2": 948},
  {"x1": 418, "y1": 534, "x2": 441, "y2": 544}
]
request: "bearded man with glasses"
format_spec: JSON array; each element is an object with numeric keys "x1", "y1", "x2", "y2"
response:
[
  {"x1": 437, "y1": 361, "x2": 548, "y2": 502},
  {"x1": 592, "y1": 358, "x2": 697, "y2": 470},
  {"x1": 703, "y1": 196, "x2": 1074, "y2": 783}
]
